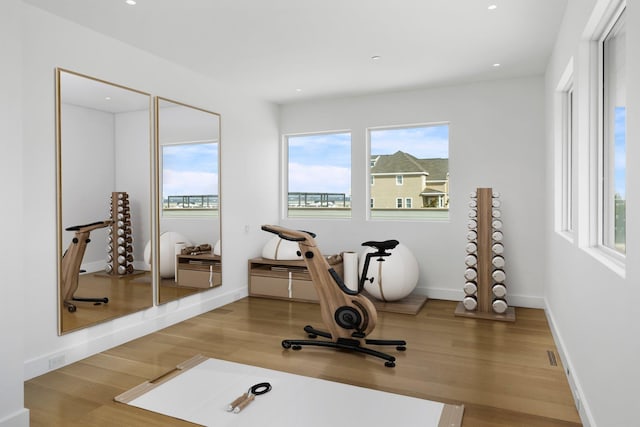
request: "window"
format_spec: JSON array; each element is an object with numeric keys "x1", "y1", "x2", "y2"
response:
[
  {"x1": 161, "y1": 142, "x2": 219, "y2": 217},
  {"x1": 369, "y1": 123, "x2": 449, "y2": 220},
  {"x1": 557, "y1": 58, "x2": 575, "y2": 237},
  {"x1": 600, "y1": 6, "x2": 626, "y2": 255},
  {"x1": 563, "y1": 86, "x2": 574, "y2": 233},
  {"x1": 286, "y1": 131, "x2": 351, "y2": 218}
]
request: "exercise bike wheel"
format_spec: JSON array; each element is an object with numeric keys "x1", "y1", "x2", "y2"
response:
[{"x1": 67, "y1": 305, "x2": 77, "y2": 313}]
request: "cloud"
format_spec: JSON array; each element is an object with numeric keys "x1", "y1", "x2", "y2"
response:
[
  {"x1": 163, "y1": 170, "x2": 218, "y2": 197},
  {"x1": 289, "y1": 163, "x2": 350, "y2": 194},
  {"x1": 370, "y1": 125, "x2": 449, "y2": 158}
]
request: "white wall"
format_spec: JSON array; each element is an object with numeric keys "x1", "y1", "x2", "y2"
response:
[
  {"x1": 60, "y1": 103, "x2": 115, "y2": 269},
  {"x1": 21, "y1": 4, "x2": 279, "y2": 380},
  {"x1": 114, "y1": 109, "x2": 153, "y2": 266},
  {"x1": 0, "y1": 2, "x2": 29, "y2": 426},
  {"x1": 544, "y1": 0, "x2": 640, "y2": 426},
  {"x1": 280, "y1": 77, "x2": 547, "y2": 308}
]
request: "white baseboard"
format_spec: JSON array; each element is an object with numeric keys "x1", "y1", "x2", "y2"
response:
[
  {"x1": 80, "y1": 260, "x2": 150, "y2": 274},
  {"x1": 544, "y1": 299, "x2": 596, "y2": 427},
  {"x1": 24, "y1": 287, "x2": 247, "y2": 380},
  {"x1": 415, "y1": 286, "x2": 545, "y2": 309},
  {"x1": 0, "y1": 408, "x2": 29, "y2": 427}
]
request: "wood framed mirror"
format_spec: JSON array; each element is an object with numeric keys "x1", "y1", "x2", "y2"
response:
[
  {"x1": 56, "y1": 68, "x2": 154, "y2": 334},
  {"x1": 154, "y1": 97, "x2": 221, "y2": 304}
]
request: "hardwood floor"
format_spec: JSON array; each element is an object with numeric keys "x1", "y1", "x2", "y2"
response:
[{"x1": 25, "y1": 298, "x2": 582, "y2": 426}]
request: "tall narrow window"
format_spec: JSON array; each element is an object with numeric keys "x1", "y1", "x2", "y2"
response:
[
  {"x1": 601, "y1": 7, "x2": 626, "y2": 255},
  {"x1": 369, "y1": 123, "x2": 449, "y2": 220},
  {"x1": 286, "y1": 131, "x2": 351, "y2": 218},
  {"x1": 561, "y1": 84, "x2": 575, "y2": 234}
]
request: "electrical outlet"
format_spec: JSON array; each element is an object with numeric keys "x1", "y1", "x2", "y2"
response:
[{"x1": 48, "y1": 354, "x2": 65, "y2": 370}]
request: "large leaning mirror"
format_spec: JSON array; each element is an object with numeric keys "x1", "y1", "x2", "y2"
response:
[
  {"x1": 155, "y1": 97, "x2": 221, "y2": 304},
  {"x1": 56, "y1": 68, "x2": 153, "y2": 334}
]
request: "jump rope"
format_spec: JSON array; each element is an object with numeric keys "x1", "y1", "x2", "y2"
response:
[{"x1": 226, "y1": 382, "x2": 272, "y2": 414}]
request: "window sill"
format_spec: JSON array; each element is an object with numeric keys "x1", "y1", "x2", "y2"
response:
[
  {"x1": 556, "y1": 230, "x2": 575, "y2": 245},
  {"x1": 583, "y1": 245, "x2": 626, "y2": 279}
]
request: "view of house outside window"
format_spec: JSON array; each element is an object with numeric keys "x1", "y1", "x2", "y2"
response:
[
  {"x1": 369, "y1": 123, "x2": 449, "y2": 220},
  {"x1": 161, "y1": 142, "x2": 219, "y2": 217},
  {"x1": 286, "y1": 131, "x2": 352, "y2": 218}
]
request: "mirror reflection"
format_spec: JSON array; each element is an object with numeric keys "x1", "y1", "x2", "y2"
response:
[
  {"x1": 154, "y1": 97, "x2": 221, "y2": 304},
  {"x1": 56, "y1": 68, "x2": 154, "y2": 334}
]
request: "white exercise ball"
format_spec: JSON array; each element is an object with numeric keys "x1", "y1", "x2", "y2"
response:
[
  {"x1": 359, "y1": 243, "x2": 419, "y2": 301},
  {"x1": 213, "y1": 239, "x2": 221, "y2": 256},
  {"x1": 262, "y1": 235, "x2": 303, "y2": 260},
  {"x1": 143, "y1": 231, "x2": 191, "y2": 278}
]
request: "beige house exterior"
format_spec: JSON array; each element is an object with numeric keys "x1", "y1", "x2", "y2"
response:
[{"x1": 370, "y1": 151, "x2": 449, "y2": 209}]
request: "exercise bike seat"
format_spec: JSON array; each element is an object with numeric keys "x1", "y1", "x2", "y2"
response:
[{"x1": 361, "y1": 239, "x2": 399, "y2": 252}]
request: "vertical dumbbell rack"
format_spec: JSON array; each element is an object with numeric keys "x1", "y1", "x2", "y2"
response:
[
  {"x1": 105, "y1": 191, "x2": 135, "y2": 276},
  {"x1": 454, "y1": 187, "x2": 516, "y2": 322}
]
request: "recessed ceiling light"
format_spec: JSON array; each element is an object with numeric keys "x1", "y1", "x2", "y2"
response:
[
  {"x1": 371, "y1": 55, "x2": 381, "y2": 60},
  {"x1": 295, "y1": 88, "x2": 302, "y2": 92},
  {"x1": 125, "y1": 0, "x2": 136, "y2": 5},
  {"x1": 105, "y1": 96, "x2": 112, "y2": 100},
  {"x1": 488, "y1": 4, "x2": 497, "y2": 10},
  {"x1": 493, "y1": 63, "x2": 501, "y2": 67}
]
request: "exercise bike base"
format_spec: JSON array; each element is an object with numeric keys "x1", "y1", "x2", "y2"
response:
[{"x1": 283, "y1": 325, "x2": 406, "y2": 367}]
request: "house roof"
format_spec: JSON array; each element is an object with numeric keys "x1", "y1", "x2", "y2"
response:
[{"x1": 371, "y1": 151, "x2": 449, "y2": 180}]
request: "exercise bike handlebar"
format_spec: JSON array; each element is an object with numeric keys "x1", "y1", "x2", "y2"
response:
[
  {"x1": 65, "y1": 219, "x2": 113, "y2": 233},
  {"x1": 261, "y1": 225, "x2": 316, "y2": 242}
]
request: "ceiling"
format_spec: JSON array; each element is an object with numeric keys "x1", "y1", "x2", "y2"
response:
[{"x1": 25, "y1": 0, "x2": 568, "y2": 105}]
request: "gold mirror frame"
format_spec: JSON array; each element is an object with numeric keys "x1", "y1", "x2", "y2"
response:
[
  {"x1": 55, "y1": 68, "x2": 154, "y2": 334},
  {"x1": 154, "y1": 97, "x2": 221, "y2": 304}
]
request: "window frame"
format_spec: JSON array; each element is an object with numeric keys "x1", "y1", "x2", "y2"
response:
[
  {"x1": 367, "y1": 121, "x2": 450, "y2": 222},
  {"x1": 283, "y1": 130, "x2": 352, "y2": 219},
  {"x1": 160, "y1": 140, "x2": 220, "y2": 218},
  {"x1": 555, "y1": 57, "x2": 576, "y2": 240},
  {"x1": 405, "y1": 198, "x2": 413, "y2": 209},
  {"x1": 596, "y1": 3, "x2": 626, "y2": 261}
]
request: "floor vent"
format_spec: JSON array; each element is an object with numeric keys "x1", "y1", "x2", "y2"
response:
[{"x1": 547, "y1": 350, "x2": 558, "y2": 366}]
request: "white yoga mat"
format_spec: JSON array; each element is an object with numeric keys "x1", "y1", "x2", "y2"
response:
[{"x1": 116, "y1": 355, "x2": 463, "y2": 427}]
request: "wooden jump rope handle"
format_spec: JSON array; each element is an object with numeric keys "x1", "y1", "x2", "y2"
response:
[
  {"x1": 226, "y1": 393, "x2": 248, "y2": 412},
  {"x1": 233, "y1": 394, "x2": 255, "y2": 413}
]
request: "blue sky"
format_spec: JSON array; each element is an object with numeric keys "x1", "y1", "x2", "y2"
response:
[
  {"x1": 288, "y1": 132, "x2": 352, "y2": 194},
  {"x1": 370, "y1": 125, "x2": 449, "y2": 158},
  {"x1": 288, "y1": 125, "x2": 449, "y2": 195},
  {"x1": 614, "y1": 106, "x2": 626, "y2": 199},
  {"x1": 162, "y1": 143, "x2": 219, "y2": 198}
]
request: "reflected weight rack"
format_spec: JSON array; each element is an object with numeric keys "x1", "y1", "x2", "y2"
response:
[
  {"x1": 105, "y1": 191, "x2": 135, "y2": 276},
  {"x1": 454, "y1": 187, "x2": 515, "y2": 322}
]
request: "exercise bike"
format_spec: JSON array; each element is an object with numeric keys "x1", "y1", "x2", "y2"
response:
[
  {"x1": 61, "y1": 220, "x2": 112, "y2": 312},
  {"x1": 261, "y1": 225, "x2": 407, "y2": 367}
]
